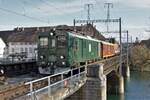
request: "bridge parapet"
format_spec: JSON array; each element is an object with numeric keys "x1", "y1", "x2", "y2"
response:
[{"x1": 14, "y1": 66, "x2": 87, "y2": 100}]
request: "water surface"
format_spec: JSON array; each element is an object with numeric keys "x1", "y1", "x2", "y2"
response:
[{"x1": 108, "y1": 71, "x2": 150, "y2": 100}]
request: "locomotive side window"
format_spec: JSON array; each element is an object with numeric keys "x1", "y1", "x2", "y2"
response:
[
  {"x1": 89, "y1": 43, "x2": 91, "y2": 52},
  {"x1": 39, "y1": 37, "x2": 48, "y2": 47}
]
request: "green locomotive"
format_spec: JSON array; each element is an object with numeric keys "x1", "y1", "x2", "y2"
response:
[{"x1": 38, "y1": 29, "x2": 101, "y2": 74}]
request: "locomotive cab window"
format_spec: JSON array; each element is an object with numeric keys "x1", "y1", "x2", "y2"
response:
[{"x1": 39, "y1": 37, "x2": 48, "y2": 47}]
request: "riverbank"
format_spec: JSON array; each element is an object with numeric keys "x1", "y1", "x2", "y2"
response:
[{"x1": 130, "y1": 39, "x2": 150, "y2": 72}]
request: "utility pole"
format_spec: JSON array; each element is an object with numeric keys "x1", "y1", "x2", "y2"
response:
[
  {"x1": 125, "y1": 30, "x2": 130, "y2": 77},
  {"x1": 131, "y1": 36, "x2": 133, "y2": 48},
  {"x1": 85, "y1": 4, "x2": 93, "y2": 23},
  {"x1": 119, "y1": 18, "x2": 122, "y2": 75},
  {"x1": 104, "y1": 3, "x2": 113, "y2": 32},
  {"x1": 127, "y1": 30, "x2": 129, "y2": 69}
]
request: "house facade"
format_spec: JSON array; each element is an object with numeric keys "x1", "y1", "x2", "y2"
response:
[
  {"x1": 7, "y1": 42, "x2": 37, "y2": 59},
  {"x1": 6, "y1": 30, "x2": 38, "y2": 60}
]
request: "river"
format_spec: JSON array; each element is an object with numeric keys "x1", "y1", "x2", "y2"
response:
[{"x1": 108, "y1": 71, "x2": 150, "y2": 100}]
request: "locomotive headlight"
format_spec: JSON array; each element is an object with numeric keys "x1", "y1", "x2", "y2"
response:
[
  {"x1": 50, "y1": 62, "x2": 54, "y2": 65},
  {"x1": 60, "y1": 56, "x2": 64, "y2": 59},
  {"x1": 50, "y1": 32, "x2": 54, "y2": 36},
  {"x1": 62, "y1": 62, "x2": 65, "y2": 65},
  {"x1": 40, "y1": 56, "x2": 44, "y2": 59},
  {"x1": 0, "y1": 69, "x2": 4, "y2": 74}
]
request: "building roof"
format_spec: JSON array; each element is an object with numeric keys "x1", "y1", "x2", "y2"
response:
[
  {"x1": 6, "y1": 24, "x2": 106, "y2": 43},
  {"x1": 0, "y1": 30, "x2": 15, "y2": 44},
  {"x1": 7, "y1": 31, "x2": 37, "y2": 43}
]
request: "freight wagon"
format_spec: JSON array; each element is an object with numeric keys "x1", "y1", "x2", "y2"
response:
[{"x1": 38, "y1": 29, "x2": 119, "y2": 75}]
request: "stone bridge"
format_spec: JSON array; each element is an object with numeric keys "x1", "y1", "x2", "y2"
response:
[
  {"x1": 12, "y1": 55, "x2": 129, "y2": 100},
  {"x1": 65, "y1": 55, "x2": 129, "y2": 100}
]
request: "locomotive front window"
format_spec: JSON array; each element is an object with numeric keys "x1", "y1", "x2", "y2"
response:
[
  {"x1": 51, "y1": 39, "x2": 56, "y2": 47},
  {"x1": 57, "y1": 35, "x2": 66, "y2": 47},
  {"x1": 39, "y1": 37, "x2": 48, "y2": 47},
  {"x1": 57, "y1": 35, "x2": 66, "y2": 41}
]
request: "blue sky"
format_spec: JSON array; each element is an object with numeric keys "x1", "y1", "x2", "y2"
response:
[{"x1": 0, "y1": 0, "x2": 150, "y2": 41}]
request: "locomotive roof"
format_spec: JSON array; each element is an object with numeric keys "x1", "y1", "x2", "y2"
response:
[
  {"x1": 68, "y1": 32, "x2": 100, "y2": 42},
  {"x1": 68, "y1": 32, "x2": 114, "y2": 45}
]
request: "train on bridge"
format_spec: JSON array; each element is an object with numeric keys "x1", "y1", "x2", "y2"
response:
[
  {"x1": 0, "y1": 27, "x2": 120, "y2": 77},
  {"x1": 38, "y1": 28, "x2": 120, "y2": 75}
]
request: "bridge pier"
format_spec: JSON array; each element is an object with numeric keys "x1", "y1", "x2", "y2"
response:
[
  {"x1": 122, "y1": 63, "x2": 130, "y2": 78},
  {"x1": 118, "y1": 74, "x2": 124, "y2": 94},
  {"x1": 107, "y1": 71, "x2": 124, "y2": 94},
  {"x1": 65, "y1": 64, "x2": 107, "y2": 100},
  {"x1": 126, "y1": 65, "x2": 130, "y2": 77}
]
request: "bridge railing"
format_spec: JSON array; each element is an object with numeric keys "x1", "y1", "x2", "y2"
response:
[{"x1": 22, "y1": 66, "x2": 86, "y2": 100}]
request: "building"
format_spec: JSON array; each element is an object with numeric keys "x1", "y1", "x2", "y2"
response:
[
  {"x1": 0, "y1": 30, "x2": 15, "y2": 58},
  {"x1": 6, "y1": 30, "x2": 37, "y2": 60},
  {"x1": 0, "y1": 38, "x2": 6, "y2": 58},
  {"x1": 140, "y1": 38, "x2": 150, "y2": 48}
]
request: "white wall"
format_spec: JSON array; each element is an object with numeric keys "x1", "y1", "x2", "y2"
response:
[{"x1": 0, "y1": 38, "x2": 6, "y2": 58}]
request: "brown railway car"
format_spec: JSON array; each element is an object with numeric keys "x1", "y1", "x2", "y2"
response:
[
  {"x1": 101, "y1": 41, "x2": 116, "y2": 58},
  {"x1": 114, "y1": 43, "x2": 120, "y2": 54}
]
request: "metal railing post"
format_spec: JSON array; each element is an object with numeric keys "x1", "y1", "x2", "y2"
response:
[
  {"x1": 48, "y1": 77, "x2": 51, "y2": 97},
  {"x1": 85, "y1": 62, "x2": 88, "y2": 78},
  {"x1": 61, "y1": 73, "x2": 64, "y2": 88},
  {"x1": 30, "y1": 82, "x2": 34, "y2": 100},
  {"x1": 78, "y1": 67, "x2": 80, "y2": 81},
  {"x1": 71, "y1": 70, "x2": 73, "y2": 84}
]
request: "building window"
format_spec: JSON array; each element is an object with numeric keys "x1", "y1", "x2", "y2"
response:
[
  {"x1": 12, "y1": 48, "x2": 14, "y2": 53},
  {"x1": 29, "y1": 47, "x2": 32, "y2": 53},
  {"x1": 39, "y1": 37, "x2": 48, "y2": 47},
  {"x1": 25, "y1": 48, "x2": 28, "y2": 53},
  {"x1": 21, "y1": 47, "x2": 23, "y2": 52},
  {"x1": 11, "y1": 42, "x2": 15, "y2": 45},
  {"x1": 20, "y1": 42, "x2": 23, "y2": 45}
]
